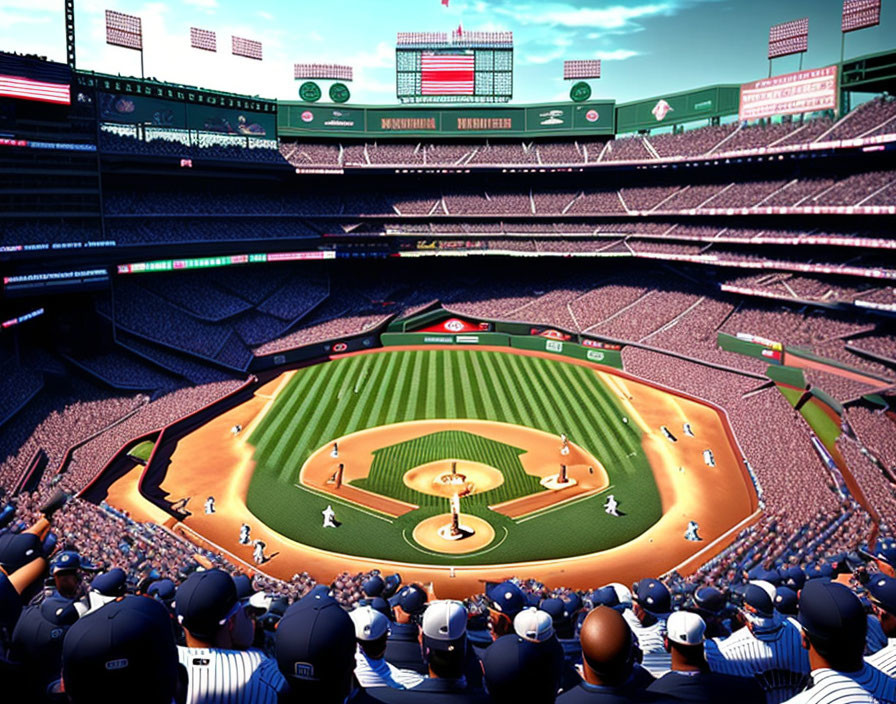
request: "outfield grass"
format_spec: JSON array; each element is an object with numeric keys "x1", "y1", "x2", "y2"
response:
[
  {"x1": 246, "y1": 349, "x2": 662, "y2": 565},
  {"x1": 127, "y1": 440, "x2": 155, "y2": 463}
]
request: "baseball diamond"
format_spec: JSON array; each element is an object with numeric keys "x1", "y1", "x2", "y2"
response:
[{"x1": 113, "y1": 344, "x2": 761, "y2": 595}]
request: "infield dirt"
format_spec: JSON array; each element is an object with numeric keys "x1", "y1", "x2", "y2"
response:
[{"x1": 101, "y1": 345, "x2": 759, "y2": 598}]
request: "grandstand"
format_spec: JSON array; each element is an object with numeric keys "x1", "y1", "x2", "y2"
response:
[{"x1": 1, "y1": 7, "x2": 896, "y2": 702}]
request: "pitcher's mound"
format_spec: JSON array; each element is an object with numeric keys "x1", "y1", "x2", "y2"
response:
[{"x1": 412, "y1": 514, "x2": 496, "y2": 554}]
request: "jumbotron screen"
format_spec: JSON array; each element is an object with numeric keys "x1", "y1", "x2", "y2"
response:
[{"x1": 396, "y1": 38, "x2": 512, "y2": 103}]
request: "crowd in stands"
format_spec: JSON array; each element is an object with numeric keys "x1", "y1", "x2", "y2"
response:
[
  {"x1": 1, "y1": 485, "x2": 895, "y2": 702},
  {"x1": 99, "y1": 129, "x2": 285, "y2": 165}
]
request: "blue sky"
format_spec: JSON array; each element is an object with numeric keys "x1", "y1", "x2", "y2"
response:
[{"x1": 1, "y1": 0, "x2": 893, "y2": 104}]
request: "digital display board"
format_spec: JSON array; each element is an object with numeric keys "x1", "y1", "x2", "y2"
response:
[
  {"x1": 739, "y1": 66, "x2": 838, "y2": 122},
  {"x1": 397, "y1": 49, "x2": 512, "y2": 103}
]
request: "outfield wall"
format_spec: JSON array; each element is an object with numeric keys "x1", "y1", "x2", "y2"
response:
[{"x1": 380, "y1": 331, "x2": 624, "y2": 368}]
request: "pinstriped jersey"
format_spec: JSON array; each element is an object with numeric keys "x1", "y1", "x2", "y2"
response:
[
  {"x1": 868, "y1": 641, "x2": 896, "y2": 679},
  {"x1": 177, "y1": 646, "x2": 279, "y2": 704},
  {"x1": 706, "y1": 618, "x2": 810, "y2": 704},
  {"x1": 624, "y1": 610, "x2": 671, "y2": 677},
  {"x1": 783, "y1": 664, "x2": 896, "y2": 703}
]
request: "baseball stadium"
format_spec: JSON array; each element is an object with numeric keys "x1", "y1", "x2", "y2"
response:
[{"x1": 1, "y1": 1, "x2": 896, "y2": 702}]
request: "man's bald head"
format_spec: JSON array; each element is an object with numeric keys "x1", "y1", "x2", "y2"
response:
[{"x1": 579, "y1": 606, "x2": 634, "y2": 686}]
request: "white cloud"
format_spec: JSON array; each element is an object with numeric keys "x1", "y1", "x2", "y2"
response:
[
  {"x1": 596, "y1": 48, "x2": 640, "y2": 61},
  {"x1": 184, "y1": 0, "x2": 218, "y2": 10},
  {"x1": 0, "y1": 10, "x2": 52, "y2": 26},
  {"x1": 496, "y1": 2, "x2": 674, "y2": 29}
]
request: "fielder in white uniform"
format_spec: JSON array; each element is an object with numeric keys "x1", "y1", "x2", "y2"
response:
[
  {"x1": 253, "y1": 540, "x2": 266, "y2": 564},
  {"x1": 322, "y1": 504, "x2": 338, "y2": 528},
  {"x1": 685, "y1": 520, "x2": 701, "y2": 541},
  {"x1": 604, "y1": 494, "x2": 620, "y2": 517},
  {"x1": 204, "y1": 496, "x2": 215, "y2": 514},
  {"x1": 238, "y1": 523, "x2": 251, "y2": 545}
]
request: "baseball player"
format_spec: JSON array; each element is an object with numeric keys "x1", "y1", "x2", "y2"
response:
[
  {"x1": 322, "y1": 505, "x2": 337, "y2": 528},
  {"x1": 253, "y1": 540, "x2": 266, "y2": 564},
  {"x1": 175, "y1": 570, "x2": 278, "y2": 704},
  {"x1": 866, "y1": 574, "x2": 896, "y2": 676},
  {"x1": 331, "y1": 442, "x2": 339, "y2": 458},
  {"x1": 685, "y1": 520, "x2": 701, "y2": 541},
  {"x1": 204, "y1": 496, "x2": 216, "y2": 514},
  {"x1": 626, "y1": 579, "x2": 673, "y2": 677},
  {"x1": 238, "y1": 523, "x2": 251, "y2": 545},
  {"x1": 784, "y1": 580, "x2": 896, "y2": 703},
  {"x1": 604, "y1": 494, "x2": 620, "y2": 517},
  {"x1": 706, "y1": 581, "x2": 809, "y2": 704}
]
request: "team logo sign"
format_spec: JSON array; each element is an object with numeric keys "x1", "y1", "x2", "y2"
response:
[
  {"x1": 585, "y1": 109, "x2": 599, "y2": 123},
  {"x1": 301, "y1": 110, "x2": 314, "y2": 123},
  {"x1": 299, "y1": 81, "x2": 321, "y2": 102},
  {"x1": 546, "y1": 340, "x2": 563, "y2": 353},
  {"x1": 651, "y1": 99, "x2": 673, "y2": 121},
  {"x1": 329, "y1": 83, "x2": 351, "y2": 104},
  {"x1": 586, "y1": 350, "x2": 605, "y2": 362},
  {"x1": 444, "y1": 318, "x2": 466, "y2": 332},
  {"x1": 570, "y1": 81, "x2": 592, "y2": 103},
  {"x1": 332, "y1": 342, "x2": 348, "y2": 353}
]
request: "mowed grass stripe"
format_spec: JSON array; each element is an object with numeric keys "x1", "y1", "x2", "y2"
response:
[
  {"x1": 408, "y1": 351, "x2": 426, "y2": 421},
  {"x1": 384, "y1": 351, "x2": 414, "y2": 425},
  {"x1": 467, "y1": 352, "x2": 498, "y2": 420},
  {"x1": 477, "y1": 351, "x2": 518, "y2": 423},
  {"x1": 490, "y1": 353, "x2": 535, "y2": 428},
  {"x1": 253, "y1": 361, "x2": 328, "y2": 464},
  {"x1": 443, "y1": 352, "x2": 457, "y2": 417},
  {"x1": 572, "y1": 365, "x2": 639, "y2": 457},
  {"x1": 264, "y1": 360, "x2": 346, "y2": 470},
  {"x1": 425, "y1": 352, "x2": 439, "y2": 418},
  {"x1": 278, "y1": 359, "x2": 360, "y2": 478},
  {"x1": 455, "y1": 351, "x2": 480, "y2": 418}
]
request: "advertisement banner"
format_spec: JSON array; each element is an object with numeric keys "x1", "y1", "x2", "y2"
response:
[
  {"x1": 99, "y1": 92, "x2": 187, "y2": 127},
  {"x1": 419, "y1": 318, "x2": 491, "y2": 334},
  {"x1": 525, "y1": 106, "x2": 573, "y2": 131},
  {"x1": 739, "y1": 65, "x2": 838, "y2": 122},
  {"x1": 572, "y1": 103, "x2": 614, "y2": 131},
  {"x1": 185, "y1": 103, "x2": 275, "y2": 136}
]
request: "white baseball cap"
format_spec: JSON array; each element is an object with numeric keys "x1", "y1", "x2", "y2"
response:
[
  {"x1": 422, "y1": 600, "x2": 467, "y2": 651},
  {"x1": 666, "y1": 611, "x2": 706, "y2": 646},
  {"x1": 513, "y1": 607, "x2": 554, "y2": 643},
  {"x1": 350, "y1": 605, "x2": 390, "y2": 641}
]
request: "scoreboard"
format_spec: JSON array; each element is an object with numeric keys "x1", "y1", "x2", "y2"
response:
[{"x1": 396, "y1": 31, "x2": 513, "y2": 104}]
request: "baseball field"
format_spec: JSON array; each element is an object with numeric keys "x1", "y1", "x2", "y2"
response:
[
  {"x1": 246, "y1": 347, "x2": 662, "y2": 565},
  {"x1": 103, "y1": 344, "x2": 759, "y2": 595}
]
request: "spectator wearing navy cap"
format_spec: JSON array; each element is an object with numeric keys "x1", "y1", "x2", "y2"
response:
[
  {"x1": 647, "y1": 610, "x2": 764, "y2": 703},
  {"x1": 483, "y1": 634, "x2": 563, "y2": 703},
  {"x1": 46, "y1": 550, "x2": 92, "y2": 605},
  {"x1": 691, "y1": 587, "x2": 731, "y2": 638},
  {"x1": 627, "y1": 579, "x2": 673, "y2": 677},
  {"x1": 557, "y1": 606, "x2": 658, "y2": 702},
  {"x1": 264, "y1": 598, "x2": 376, "y2": 703},
  {"x1": 784, "y1": 579, "x2": 896, "y2": 703},
  {"x1": 85, "y1": 567, "x2": 128, "y2": 615},
  {"x1": 364, "y1": 575, "x2": 386, "y2": 598},
  {"x1": 386, "y1": 583, "x2": 428, "y2": 674},
  {"x1": 61, "y1": 596, "x2": 185, "y2": 704},
  {"x1": 368, "y1": 599, "x2": 489, "y2": 703},
  {"x1": 706, "y1": 580, "x2": 809, "y2": 704},
  {"x1": 351, "y1": 605, "x2": 423, "y2": 690},
  {"x1": 774, "y1": 587, "x2": 799, "y2": 617},
  {"x1": 484, "y1": 581, "x2": 526, "y2": 645},
  {"x1": 175, "y1": 568, "x2": 276, "y2": 704},
  {"x1": 867, "y1": 574, "x2": 896, "y2": 676},
  {"x1": 9, "y1": 596, "x2": 79, "y2": 701}
]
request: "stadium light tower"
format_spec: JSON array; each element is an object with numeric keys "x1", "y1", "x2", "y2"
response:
[
  {"x1": 840, "y1": 0, "x2": 882, "y2": 65},
  {"x1": 767, "y1": 18, "x2": 809, "y2": 77}
]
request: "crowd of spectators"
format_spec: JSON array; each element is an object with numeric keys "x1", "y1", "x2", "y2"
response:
[
  {"x1": 277, "y1": 99, "x2": 896, "y2": 170},
  {"x1": 99, "y1": 129, "x2": 285, "y2": 164}
]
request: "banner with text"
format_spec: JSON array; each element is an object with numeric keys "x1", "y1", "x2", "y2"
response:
[{"x1": 739, "y1": 65, "x2": 838, "y2": 122}]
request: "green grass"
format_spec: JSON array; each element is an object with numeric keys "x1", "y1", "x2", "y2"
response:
[
  {"x1": 127, "y1": 440, "x2": 155, "y2": 463},
  {"x1": 353, "y1": 430, "x2": 545, "y2": 508},
  {"x1": 775, "y1": 384, "x2": 842, "y2": 451},
  {"x1": 246, "y1": 349, "x2": 662, "y2": 565}
]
